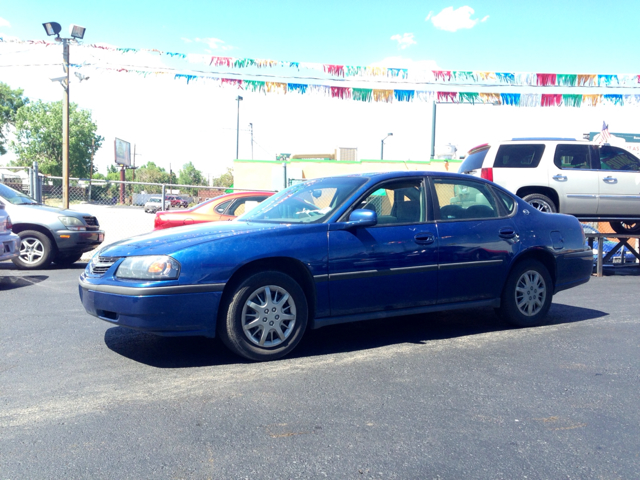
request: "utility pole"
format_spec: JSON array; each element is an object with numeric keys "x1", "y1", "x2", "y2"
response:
[
  {"x1": 88, "y1": 138, "x2": 94, "y2": 202},
  {"x1": 249, "y1": 122, "x2": 254, "y2": 160},
  {"x1": 61, "y1": 38, "x2": 70, "y2": 208}
]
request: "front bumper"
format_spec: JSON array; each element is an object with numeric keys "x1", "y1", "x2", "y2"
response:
[
  {"x1": 0, "y1": 232, "x2": 20, "y2": 262},
  {"x1": 55, "y1": 229, "x2": 105, "y2": 254},
  {"x1": 78, "y1": 276, "x2": 222, "y2": 337}
]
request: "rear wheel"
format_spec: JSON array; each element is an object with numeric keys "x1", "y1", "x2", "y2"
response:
[
  {"x1": 12, "y1": 230, "x2": 54, "y2": 270},
  {"x1": 522, "y1": 193, "x2": 557, "y2": 213},
  {"x1": 219, "y1": 271, "x2": 308, "y2": 361},
  {"x1": 497, "y1": 260, "x2": 553, "y2": 328},
  {"x1": 609, "y1": 221, "x2": 640, "y2": 234}
]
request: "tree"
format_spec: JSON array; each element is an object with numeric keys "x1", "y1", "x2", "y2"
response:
[
  {"x1": 10, "y1": 100, "x2": 103, "y2": 178},
  {"x1": 212, "y1": 167, "x2": 234, "y2": 188},
  {"x1": 178, "y1": 161, "x2": 205, "y2": 186},
  {"x1": 0, "y1": 83, "x2": 28, "y2": 155}
]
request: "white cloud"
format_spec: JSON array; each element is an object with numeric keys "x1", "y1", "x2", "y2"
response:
[
  {"x1": 390, "y1": 33, "x2": 417, "y2": 50},
  {"x1": 0, "y1": 17, "x2": 10, "y2": 28},
  {"x1": 181, "y1": 37, "x2": 193, "y2": 43},
  {"x1": 428, "y1": 6, "x2": 484, "y2": 32},
  {"x1": 481, "y1": 15, "x2": 489, "y2": 23},
  {"x1": 193, "y1": 37, "x2": 233, "y2": 51}
]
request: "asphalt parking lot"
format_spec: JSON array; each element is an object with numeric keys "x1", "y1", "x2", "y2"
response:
[{"x1": 1, "y1": 263, "x2": 639, "y2": 479}]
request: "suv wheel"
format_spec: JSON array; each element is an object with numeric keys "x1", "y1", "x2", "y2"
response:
[
  {"x1": 609, "y1": 221, "x2": 640, "y2": 235},
  {"x1": 12, "y1": 230, "x2": 55, "y2": 269},
  {"x1": 522, "y1": 193, "x2": 557, "y2": 213}
]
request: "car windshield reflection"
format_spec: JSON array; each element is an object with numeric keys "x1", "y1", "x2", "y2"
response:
[
  {"x1": 0, "y1": 183, "x2": 39, "y2": 205},
  {"x1": 237, "y1": 177, "x2": 368, "y2": 224}
]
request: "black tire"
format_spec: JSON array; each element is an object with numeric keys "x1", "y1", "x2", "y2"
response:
[
  {"x1": 12, "y1": 230, "x2": 55, "y2": 270},
  {"x1": 609, "y1": 221, "x2": 640, "y2": 234},
  {"x1": 218, "y1": 271, "x2": 308, "y2": 361},
  {"x1": 522, "y1": 193, "x2": 557, "y2": 213},
  {"x1": 53, "y1": 253, "x2": 84, "y2": 266},
  {"x1": 497, "y1": 259, "x2": 553, "y2": 328}
]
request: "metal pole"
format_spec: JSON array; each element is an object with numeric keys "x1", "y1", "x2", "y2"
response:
[
  {"x1": 381, "y1": 139, "x2": 384, "y2": 160},
  {"x1": 62, "y1": 39, "x2": 70, "y2": 209},
  {"x1": 430, "y1": 101, "x2": 437, "y2": 160},
  {"x1": 236, "y1": 96, "x2": 243, "y2": 159},
  {"x1": 88, "y1": 138, "x2": 94, "y2": 202},
  {"x1": 249, "y1": 122, "x2": 254, "y2": 160}
]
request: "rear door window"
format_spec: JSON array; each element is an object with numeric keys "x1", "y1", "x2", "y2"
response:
[
  {"x1": 433, "y1": 178, "x2": 499, "y2": 220},
  {"x1": 493, "y1": 144, "x2": 545, "y2": 168},
  {"x1": 554, "y1": 144, "x2": 593, "y2": 169}
]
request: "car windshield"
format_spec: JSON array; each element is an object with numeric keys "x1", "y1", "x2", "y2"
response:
[
  {"x1": 0, "y1": 182, "x2": 39, "y2": 205},
  {"x1": 238, "y1": 176, "x2": 368, "y2": 224}
]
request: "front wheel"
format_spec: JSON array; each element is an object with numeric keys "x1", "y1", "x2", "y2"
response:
[
  {"x1": 609, "y1": 221, "x2": 640, "y2": 234},
  {"x1": 12, "y1": 230, "x2": 54, "y2": 269},
  {"x1": 497, "y1": 260, "x2": 553, "y2": 328},
  {"x1": 522, "y1": 193, "x2": 557, "y2": 213},
  {"x1": 219, "y1": 271, "x2": 308, "y2": 361}
]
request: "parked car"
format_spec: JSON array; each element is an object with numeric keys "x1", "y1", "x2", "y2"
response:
[
  {"x1": 79, "y1": 171, "x2": 592, "y2": 361},
  {"x1": 0, "y1": 182, "x2": 104, "y2": 269},
  {"x1": 154, "y1": 191, "x2": 273, "y2": 230},
  {"x1": 458, "y1": 138, "x2": 640, "y2": 234},
  {"x1": 166, "y1": 194, "x2": 189, "y2": 208},
  {"x1": 0, "y1": 200, "x2": 20, "y2": 263},
  {"x1": 582, "y1": 224, "x2": 637, "y2": 265},
  {"x1": 144, "y1": 197, "x2": 170, "y2": 214}
]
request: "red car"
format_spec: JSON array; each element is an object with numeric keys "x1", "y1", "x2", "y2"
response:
[{"x1": 153, "y1": 191, "x2": 273, "y2": 230}]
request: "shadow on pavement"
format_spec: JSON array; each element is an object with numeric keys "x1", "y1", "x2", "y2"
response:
[
  {"x1": 0, "y1": 274, "x2": 48, "y2": 290},
  {"x1": 104, "y1": 302, "x2": 608, "y2": 369}
]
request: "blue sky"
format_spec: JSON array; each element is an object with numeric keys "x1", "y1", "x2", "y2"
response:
[{"x1": 1, "y1": 1, "x2": 640, "y2": 177}]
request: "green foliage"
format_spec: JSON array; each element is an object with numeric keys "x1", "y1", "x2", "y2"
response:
[
  {"x1": 10, "y1": 99, "x2": 103, "y2": 178},
  {"x1": 0, "y1": 83, "x2": 28, "y2": 155},
  {"x1": 212, "y1": 167, "x2": 234, "y2": 188}
]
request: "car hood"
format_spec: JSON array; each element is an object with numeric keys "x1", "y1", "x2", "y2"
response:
[
  {"x1": 4, "y1": 202, "x2": 91, "y2": 219},
  {"x1": 95, "y1": 221, "x2": 310, "y2": 257}
]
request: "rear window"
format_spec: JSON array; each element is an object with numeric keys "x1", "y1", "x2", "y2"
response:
[
  {"x1": 458, "y1": 148, "x2": 489, "y2": 173},
  {"x1": 493, "y1": 144, "x2": 545, "y2": 168}
]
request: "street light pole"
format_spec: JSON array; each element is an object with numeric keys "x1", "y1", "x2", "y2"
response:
[
  {"x1": 236, "y1": 96, "x2": 243, "y2": 159},
  {"x1": 42, "y1": 22, "x2": 86, "y2": 210},
  {"x1": 61, "y1": 38, "x2": 70, "y2": 209},
  {"x1": 249, "y1": 122, "x2": 254, "y2": 160},
  {"x1": 381, "y1": 132, "x2": 393, "y2": 160}
]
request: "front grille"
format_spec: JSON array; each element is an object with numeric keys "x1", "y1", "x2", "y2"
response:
[
  {"x1": 90, "y1": 256, "x2": 119, "y2": 276},
  {"x1": 84, "y1": 216, "x2": 100, "y2": 230}
]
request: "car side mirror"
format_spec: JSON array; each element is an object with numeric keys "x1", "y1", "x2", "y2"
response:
[{"x1": 330, "y1": 209, "x2": 378, "y2": 230}]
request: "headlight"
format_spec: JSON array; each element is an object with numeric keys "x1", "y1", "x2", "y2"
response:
[
  {"x1": 116, "y1": 255, "x2": 181, "y2": 280},
  {"x1": 59, "y1": 216, "x2": 86, "y2": 231}
]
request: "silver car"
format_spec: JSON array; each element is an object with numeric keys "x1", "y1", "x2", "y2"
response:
[
  {"x1": 0, "y1": 183, "x2": 105, "y2": 269},
  {"x1": 0, "y1": 200, "x2": 20, "y2": 263}
]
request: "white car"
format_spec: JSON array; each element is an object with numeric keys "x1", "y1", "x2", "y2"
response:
[
  {"x1": 459, "y1": 138, "x2": 640, "y2": 234},
  {"x1": 0, "y1": 200, "x2": 20, "y2": 262},
  {"x1": 144, "y1": 197, "x2": 171, "y2": 213}
]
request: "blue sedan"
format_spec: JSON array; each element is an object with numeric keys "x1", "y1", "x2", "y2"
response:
[{"x1": 79, "y1": 172, "x2": 593, "y2": 361}]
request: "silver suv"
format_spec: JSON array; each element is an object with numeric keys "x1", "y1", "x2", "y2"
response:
[
  {"x1": 0, "y1": 182, "x2": 104, "y2": 269},
  {"x1": 458, "y1": 138, "x2": 640, "y2": 234}
]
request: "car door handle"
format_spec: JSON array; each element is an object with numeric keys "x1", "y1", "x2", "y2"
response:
[
  {"x1": 603, "y1": 176, "x2": 617, "y2": 183},
  {"x1": 499, "y1": 228, "x2": 517, "y2": 239},
  {"x1": 552, "y1": 174, "x2": 567, "y2": 181},
  {"x1": 414, "y1": 233, "x2": 435, "y2": 245}
]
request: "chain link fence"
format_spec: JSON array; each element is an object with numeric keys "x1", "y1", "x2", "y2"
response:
[{"x1": 0, "y1": 166, "x2": 237, "y2": 259}]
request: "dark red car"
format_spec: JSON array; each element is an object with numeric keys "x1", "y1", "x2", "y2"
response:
[{"x1": 154, "y1": 191, "x2": 273, "y2": 230}]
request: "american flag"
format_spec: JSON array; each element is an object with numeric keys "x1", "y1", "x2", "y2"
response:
[{"x1": 599, "y1": 121, "x2": 611, "y2": 144}]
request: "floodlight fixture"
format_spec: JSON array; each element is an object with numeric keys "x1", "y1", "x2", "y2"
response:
[
  {"x1": 42, "y1": 22, "x2": 62, "y2": 37},
  {"x1": 69, "y1": 24, "x2": 86, "y2": 39}
]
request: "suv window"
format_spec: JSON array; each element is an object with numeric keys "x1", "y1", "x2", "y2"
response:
[
  {"x1": 554, "y1": 144, "x2": 592, "y2": 170},
  {"x1": 493, "y1": 144, "x2": 545, "y2": 168},
  {"x1": 595, "y1": 146, "x2": 640, "y2": 171},
  {"x1": 458, "y1": 147, "x2": 489, "y2": 173},
  {"x1": 433, "y1": 178, "x2": 499, "y2": 220}
]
